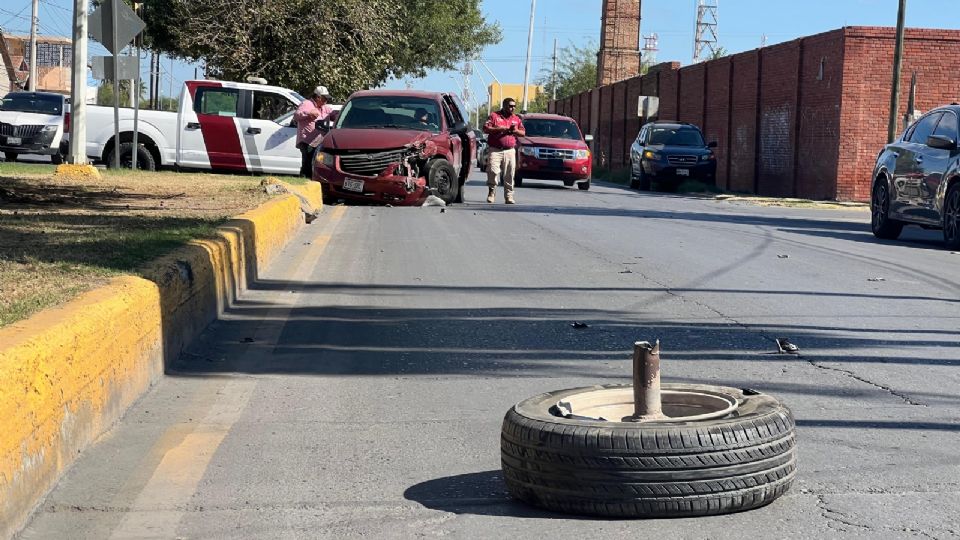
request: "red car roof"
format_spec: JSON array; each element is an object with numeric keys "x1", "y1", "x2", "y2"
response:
[{"x1": 348, "y1": 89, "x2": 446, "y2": 100}]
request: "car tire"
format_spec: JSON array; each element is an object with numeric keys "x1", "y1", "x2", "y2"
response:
[
  {"x1": 871, "y1": 180, "x2": 904, "y2": 240},
  {"x1": 577, "y1": 179, "x2": 590, "y2": 191},
  {"x1": 515, "y1": 175, "x2": 523, "y2": 188},
  {"x1": 943, "y1": 182, "x2": 960, "y2": 249},
  {"x1": 51, "y1": 150, "x2": 64, "y2": 165},
  {"x1": 4, "y1": 152, "x2": 18, "y2": 162},
  {"x1": 107, "y1": 142, "x2": 156, "y2": 171},
  {"x1": 501, "y1": 383, "x2": 796, "y2": 518},
  {"x1": 427, "y1": 159, "x2": 459, "y2": 204},
  {"x1": 563, "y1": 180, "x2": 575, "y2": 187}
]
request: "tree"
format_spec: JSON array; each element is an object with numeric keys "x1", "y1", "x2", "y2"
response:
[
  {"x1": 709, "y1": 47, "x2": 728, "y2": 60},
  {"x1": 528, "y1": 42, "x2": 598, "y2": 113},
  {"x1": 141, "y1": 0, "x2": 500, "y2": 98}
]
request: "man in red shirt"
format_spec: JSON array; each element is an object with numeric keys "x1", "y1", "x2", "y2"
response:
[
  {"x1": 295, "y1": 85, "x2": 334, "y2": 177},
  {"x1": 483, "y1": 97, "x2": 526, "y2": 204}
]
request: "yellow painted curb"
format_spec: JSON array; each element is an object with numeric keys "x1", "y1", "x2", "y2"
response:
[
  {"x1": 0, "y1": 184, "x2": 321, "y2": 539},
  {"x1": 52, "y1": 163, "x2": 102, "y2": 179}
]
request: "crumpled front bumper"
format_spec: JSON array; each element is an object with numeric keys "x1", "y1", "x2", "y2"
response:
[{"x1": 314, "y1": 164, "x2": 428, "y2": 205}]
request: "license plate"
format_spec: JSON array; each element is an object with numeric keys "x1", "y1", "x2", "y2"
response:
[
  {"x1": 343, "y1": 178, "x2": 364, "y2": 192},
  {"x1": 676, "y1": 168, "x2": 690, "y2": 176},
  {"x1": 6, "y1": 136, "x2": 21, "y2": 146},
  {"x1": 546, "y1": 158, "x2": 565, "y2": 169}
]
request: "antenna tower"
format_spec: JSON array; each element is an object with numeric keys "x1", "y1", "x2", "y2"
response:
[
  {"x1": 641, "y1": 33, "x2": 659, "y2": 71},
  {"x1": 693, "y1": 0, "x2": 718, "y2": 63}
]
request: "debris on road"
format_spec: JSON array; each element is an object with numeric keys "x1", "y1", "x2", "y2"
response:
[
  {"x1": 867, "y1": 277, "x2": 886, "y2": 282},
  {"x1": 619, "y1": 269, "x2": 633, "y2": 274},
  {"x1": 241, "y1": 337, "x2": 255, "y2": 343},
  {"x1": 776, "y1": 337, "x2": 799, "y2": 354},
  {"x1": 570, "y1": 321, "x2": 590, "y2": 329},
  {"x1": 777, "y1": 254, "x2": 790, "y2": 259},
  {"x1": 422, "y1": 194, "x2": 447, "y2": 207}
]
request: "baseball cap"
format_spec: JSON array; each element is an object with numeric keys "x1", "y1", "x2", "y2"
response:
[{"x1": 313, "y1": 85, "x2": 331, "y2": 98}]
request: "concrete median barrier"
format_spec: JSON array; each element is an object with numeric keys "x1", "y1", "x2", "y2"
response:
[{"x1": 0, "y1": 182, "x2": 321, "y2": 539}]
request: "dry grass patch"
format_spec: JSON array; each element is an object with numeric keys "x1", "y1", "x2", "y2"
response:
[
  {"x1": 0, "y1": 164, "x2": 291, "y2": 327},
  {"x1": 713, "y1": 193, "x2": 869, "y2": 211}
]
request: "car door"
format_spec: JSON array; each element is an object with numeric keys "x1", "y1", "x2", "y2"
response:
[
  {"x1": 922, "y1": 110, "x2": 959, "y2": 223},
  {"x1": 179, "y1": 84, "x2": 245, "y2": 171},
  {"x1": 631, "y1": 126, "x2": 647, "y2": 173},
  {"x1": 238, "y1": 89, "x2": 300, "y2": 174},
  {"x1": 440, "y1": 99, "x2": 463, "y2": 175},
  {"x1": 891, "y1": 112, "x2": 941, "y2": 220}
]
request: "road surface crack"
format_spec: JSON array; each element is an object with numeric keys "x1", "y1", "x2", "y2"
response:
[
  {"x1": 803, "y1": 358, "x2": 926, "y2": 406},
  {"x1": 816, "y1": 495, "x2": 872, "y2": 531}
]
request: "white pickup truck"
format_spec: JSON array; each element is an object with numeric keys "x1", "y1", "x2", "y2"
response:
[{"x1": 84, "y1": 80, "x2": 334, "y2": 175}]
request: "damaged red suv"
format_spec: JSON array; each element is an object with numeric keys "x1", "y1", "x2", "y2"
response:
[
  {"x1": 312, "y1": 90, "x2": 476, "y2": 205},
  {"x1": 515, "y1": 113, "x2": 593, "y2": 190}
]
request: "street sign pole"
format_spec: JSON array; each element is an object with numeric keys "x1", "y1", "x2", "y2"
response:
[
  {"x1": 132, "y1": 47, "x2": 140, "y2": 169},
  {"x1": 68, "y1": 0, "x2": 89, "y2": 164},
  {"x1": 887, "y1": 0, "x2": 907, "y2": 144},
  {"x1": 112, "y1": 0, "x2": 120, "y2": 168}
]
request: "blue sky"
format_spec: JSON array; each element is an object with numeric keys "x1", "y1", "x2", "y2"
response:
[{"x1": 3, "y1": 0, "x2": 959, "y2": 104}]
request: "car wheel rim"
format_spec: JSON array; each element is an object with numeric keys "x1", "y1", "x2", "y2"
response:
[
  {"x1": 435, "y1": 170, "x2": 451, "y2": 195},
  {"x1": 873, "y1": 184, "x2": 889, "y2": 228},
  {"x1": 946, "y1": 189, "x2": 960, "y2": 242}
]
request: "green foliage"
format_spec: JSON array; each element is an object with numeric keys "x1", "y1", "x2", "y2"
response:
[
  {"x1": 709, "y1": 47, "x2": 728, "y2": 60},
  {"x1": 96, "y1": 80, "x2": 146, "y2": 107},
  {"x1": 141, "y1": 0, "x2": 500, "y2": 98},
  {"x1": 530, "y1": 41, "x2": 598, "y2": 113}
]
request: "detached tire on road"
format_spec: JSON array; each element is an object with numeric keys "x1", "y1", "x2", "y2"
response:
[{"x1": 501, "y1": 383, "x2": 796, "y2": 518}]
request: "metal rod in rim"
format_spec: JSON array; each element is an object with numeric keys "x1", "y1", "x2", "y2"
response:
[{"x1": 632, "y1": 340, "x2": 665, "y2": 421}]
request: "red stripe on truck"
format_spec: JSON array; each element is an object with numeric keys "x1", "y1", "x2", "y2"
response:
[{"x1": 185, "y1": 81, "x2": 247, "y2": 171}]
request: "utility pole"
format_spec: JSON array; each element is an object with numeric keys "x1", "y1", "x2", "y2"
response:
[
  {"x1": 68, "y1": 0, "x2": 89, "y2": 164},
  {"x1": 477, "y1": 60, "x2": 503, "y2": 110},
  {"x1": 28, "y1": 0, "x2": 39, "y2": 91},
  {"x1": 551, "y1": 38, "x2": 558, "y2": 101},
  {"x1": 521, "y1": 0, "x2": 536, "y2": 112},
  {"x1": 887, "y1": 0, "x2": 907, "y2": 143}
]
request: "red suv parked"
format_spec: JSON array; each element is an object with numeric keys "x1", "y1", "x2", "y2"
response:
[
  {"x1": 515, "y1": 113, "x2": 593, "y2": 190},
  {"x1": 313, "y1": 90, "x2": 476, "y2": 205}
]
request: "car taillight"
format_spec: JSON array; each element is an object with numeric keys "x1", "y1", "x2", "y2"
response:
[{"x1": 64, "y1": 112, "x2": 71, "y2": 133}]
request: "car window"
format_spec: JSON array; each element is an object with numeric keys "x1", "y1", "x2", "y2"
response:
[
  {"x1": 447, "y1": 94, "x2": 470, "y2": 124},
  {"x1": 933, "y1": 111, "x2": 959, "y2": 142},
  {"x1": 336, "y1": 96, "x2": 441, "y2": 133},
  {"x1": 524, "y1": 119, "x2": 582, "y2": 140},
  {"x1": 0, "y1": 93, "x2": 63, "y2": 115},
  {"x1": 440, "y1": 101, "x2": 456, "y2": 129},
  {"x1": 195, "y1": 87, "x2": 239, "y2": 117},
  {"x1": 906, "y1": 112, "x2": 942, "y2": 144},
  {"x1": 637, "y1": 127, "x2": 647, "y2": 144},
  {"x1": 648, "y1": 127, "x2": 705, "y2": 146},
  {"x1": 252, "y1": 91, "x2": 298, "y2": 123}
]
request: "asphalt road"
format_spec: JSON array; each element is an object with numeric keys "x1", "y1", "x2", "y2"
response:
[{"x1": 18, "y1": 171, "x2": 960, "y2": 539}]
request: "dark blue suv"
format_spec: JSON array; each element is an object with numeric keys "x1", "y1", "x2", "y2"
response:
[{"x1": 629, "y1": 121, "x2": 717, "y2": 191}]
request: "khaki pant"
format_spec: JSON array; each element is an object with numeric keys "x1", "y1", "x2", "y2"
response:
[{"x1": 486, "y1": 148, "x2": 516, "y2": 197}]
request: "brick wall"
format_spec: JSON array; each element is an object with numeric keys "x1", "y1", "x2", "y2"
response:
[
  {"x1": 729, "y1": 51, "x2": 760, "y2": 193},
  {"x1": 548, "y1": 26, "x2": 960, "y2": 200},
  {"x1": 796, "y1": 31, "x2": 845, "y2": 200},
  {"x1": 705, "y1": 58, "x2": 732, "y2": 188},
  {"x1": 838, "y1": 27, "x2": 960, "y2": 200},
  {"x1": 758, "y1": 40, "x2": 802, "y2": 197}
]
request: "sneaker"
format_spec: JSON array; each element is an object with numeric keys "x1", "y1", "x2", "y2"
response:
[
  {"x1": 505, "y1": 195, "x2": 515, "y2": 205},
  {"x1": 487, "y1": 188, "x2": 496, "y2": 203}
]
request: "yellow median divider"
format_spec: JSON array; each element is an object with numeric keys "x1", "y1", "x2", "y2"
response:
[{"x1": 0, "y1": 180, "x2": 322, "y2": 539}]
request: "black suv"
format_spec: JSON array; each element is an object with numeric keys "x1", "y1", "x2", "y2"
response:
[
  {"x1": 629, "y1": 121, "x2": 717, "y2": 191},
  {"x1": 871, "y1": 105, "x2": 960, "y2": 248}
]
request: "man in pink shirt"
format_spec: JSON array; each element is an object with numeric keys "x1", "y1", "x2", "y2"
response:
[
  {"x1": 295, "y1": 85, "x2": 334, "y2": 177},
  {"x1": 483, "y1": 97, "x2": 526, "y2": 204}
]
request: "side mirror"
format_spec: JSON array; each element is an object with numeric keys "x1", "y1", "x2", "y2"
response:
[
  {"x1": 584, "y1": 134, "x2": 594, "y2": 143},
  {"x1": 708, "y1": 141, "x2": 718, "y2": 148},
  {"x1": 927, "y1": 134, "x2": 956, "y2": 150}
]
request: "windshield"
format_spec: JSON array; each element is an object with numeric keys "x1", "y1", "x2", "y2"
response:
[
  {"x1": 336, "y1": 96, "x2": 441, "y2": 133},
  {"x1": 523, "y1": 119, "x2": 582, "y2": 140},
  {"x1": 648, "y1": 127, "x2": 705, "y2": 146},
  {"x1": 0, "y1": 93, "x2": 63, "y2": 115}
]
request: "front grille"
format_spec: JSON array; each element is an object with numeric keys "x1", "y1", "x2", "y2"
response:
[
  {"x1": 338, "y1": 149, "x2": 407, "y2": 177},
  {"x1": 667, "y1": 155, "x2": 698, "y2": 166},
  {"x1": 0, "y1": 123, "x2": 44, "y2": 138},
  {"x1": 534, "y1": 147, "x2": 576, "y2": 160}
]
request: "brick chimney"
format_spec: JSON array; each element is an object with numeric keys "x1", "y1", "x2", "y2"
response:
[{"x1": 597, "y1": 0, "x2": 642, "y2": 86}]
